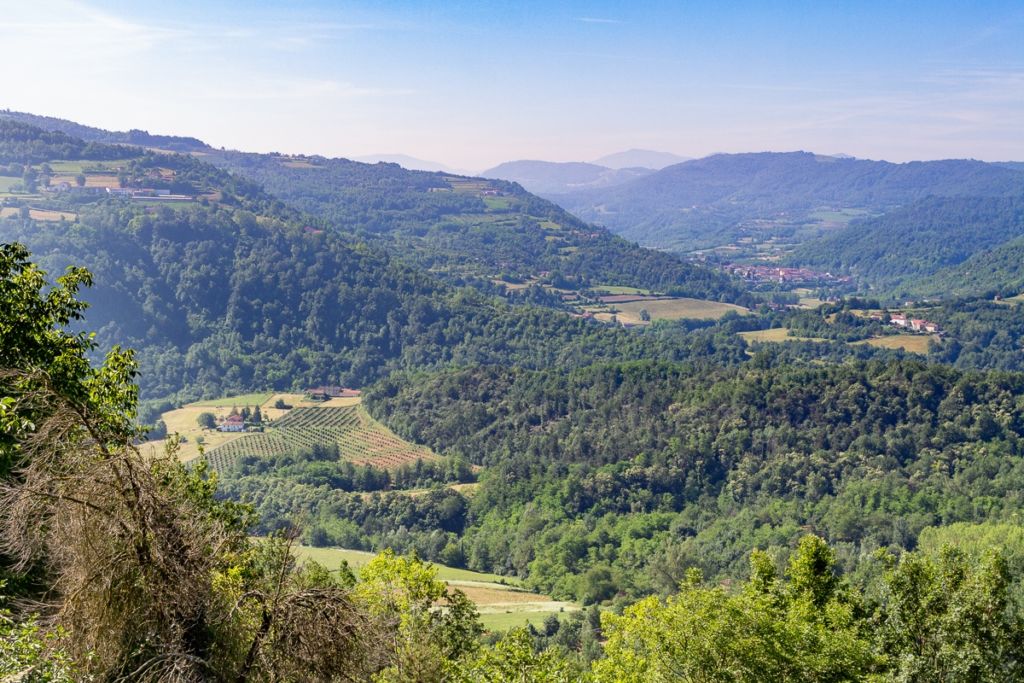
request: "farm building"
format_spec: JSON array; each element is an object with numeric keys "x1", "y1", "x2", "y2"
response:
[
  {"x1": 306, "y1": 385, "x2": 361, "y2": 400},
  {"x1": 218, "y1": 415, "x2": 246, "y2": 432}
]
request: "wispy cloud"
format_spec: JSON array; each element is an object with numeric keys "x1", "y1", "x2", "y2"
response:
[{"x1": 576, "y1": 17, "x2": 621, "y2": 24}]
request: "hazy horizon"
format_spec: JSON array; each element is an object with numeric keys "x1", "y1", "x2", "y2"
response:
[{"x1": 3, "y1": 0, "x2": 1022, "y2": 169}]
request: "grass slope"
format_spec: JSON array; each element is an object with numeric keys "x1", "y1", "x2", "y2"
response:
[{"x1": 290, "y1": 544, "x2": 579, "y2": 631}]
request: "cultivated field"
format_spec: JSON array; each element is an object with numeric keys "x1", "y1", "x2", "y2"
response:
[
  {"x1": 203, "y1": 404, "x2": 435, "y2": 472},
  {"x1": 145, "y1": 392, "x2": 364, "y2": 463},
  {"x1": 290, "y1": 544, "x2": 579, "y2": 631},
  {"x1": 738, "y1": 328, "x2": 827, "y2": 343},
  {"x1": 192, "y1": 392, "x2": 274, "y2": 408},
  {"x1": 595, "y1": 297, "x2": 749, "y2": 324},
  {"x1": 856, "y1": 334, "x2": 938, "y2": 354},
  {"x1": 592, "y1": 284, "x2": 655, "y2": 295},
  {"x1": 0, "y1": 207, "x2": 77, "y2": 221}
]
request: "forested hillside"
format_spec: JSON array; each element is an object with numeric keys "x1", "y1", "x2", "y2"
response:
[
  {"x1": 557, "y1": 151, "x2": 1024, "y2": 252},
  {"x1": 0, "y1": 109, "x2": 210, "y2": 152},
  {"x1": 232, "y1": 357, "x2": 1024, "y2": 605},
  {"x1": 792, "y1": 196, "x2": 1024, "y2": 297},
  {"x1": 0, "y1": 121, "x2": 746, "y2": 404},
  {"x1": 203, "y1": 149, "x2": 749, "y2": 302}
]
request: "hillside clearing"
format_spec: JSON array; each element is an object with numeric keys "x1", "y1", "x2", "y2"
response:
[
  {"x1": 855, "y1": 334, "x2": 937, "y2": 354},
  {"x1": 738, "y1": 328, "x2": 828, "y2": 343},
  {"x1": 289, "y1": 544, "x2": 580, "y2": 630},
  {"x1": 595, "y1": 297, "x2": 749, "y2": 324}
]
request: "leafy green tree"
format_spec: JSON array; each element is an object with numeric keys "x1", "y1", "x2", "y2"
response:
[
  {"x1": 877, "y1": 546, "x2": 1024, "y2": 682},
  {"x1": 450, "y1": 629, "x2": 580, "y2": 683},
  {"x1": 594, "y1": 537, "x2": 878, "y2": 682},
  {"x1": 196, "y1": 411, "x2": 216, "y2": 429}
]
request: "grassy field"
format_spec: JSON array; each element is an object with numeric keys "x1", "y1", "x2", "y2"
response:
[
  {"x1": 0, "y1": 176, "x2": 20, "y2": 192},
  {"x1": 592, "y1": 285, "x2": 654, "y2": 295},
  {"x1": 293, "y1": 545, "x2": 516, "y2": 585},
  {"x1": 738, "y1": 328, "x2": 827, "y2": 343},
  {"x1": 598, "y1": 297, "x2": 749, "y2": 324},
  {"x1": 192, "y1": 393, "x2": 274, "y2": 407},
  {"x1": 0, "y1": 207, "x2": 77, "y2": 221},
  {"x1": 483, "y1": 196, "x2": 512, "y2": 210},
  {"x1": 290, "y1": 544, "x2": 579, "y2": 631},
  {"x1": 47, "y1": 159, "x2": 134, "y2": 173},
  {"x1": 856, "y1": 334, "x2": 937, "y2": 354}
]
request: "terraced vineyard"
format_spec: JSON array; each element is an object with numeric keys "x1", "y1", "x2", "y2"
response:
[{"x1": 203, "y1": 406, "x2": 436, "y2": 472}]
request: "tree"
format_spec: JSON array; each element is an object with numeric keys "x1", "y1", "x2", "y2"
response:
[
  {"x1": 877, "y1": 546, "x2": 1024, "y2": 682},
  {"x1": 0, "y1": 243, "x2": 384, "y2": 680},
  {"x1": 196, "y1": 411, "x2": 216, "y2": 429},
  {"x1": 75, "y1": 173, "x2": 86, "y2": 187},
  {"x1": 594, "y1": 537, "x2": 878, "y2": 682}
]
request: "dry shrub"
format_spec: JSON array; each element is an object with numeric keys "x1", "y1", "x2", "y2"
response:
[{"x1": 0, "y1": 370, "x2": 386, "y2": 681}]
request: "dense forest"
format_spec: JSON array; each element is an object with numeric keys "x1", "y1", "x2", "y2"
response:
[{"x1": 6, "y1": 243, "x2": 1024, "y2": 681}]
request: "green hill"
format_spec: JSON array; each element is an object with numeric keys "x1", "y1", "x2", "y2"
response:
[
  {"x1": 792, "y1": 196, "x2": 1024, "y2": 297},
  {"x1": 558, "y1": 151, "x2": 1024, "y2": 252}
]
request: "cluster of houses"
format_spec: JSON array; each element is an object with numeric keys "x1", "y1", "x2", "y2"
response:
[
  {"x1": 885, "y1": 313, "x2": 941, "y2": 334},
  {"x1": 47, "y1": 184, "x2": 193, "y2": 201},
  {"x1": 722, "y1": 264, "x2": 852, "y2": 286}
]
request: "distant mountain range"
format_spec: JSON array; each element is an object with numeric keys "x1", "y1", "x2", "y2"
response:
[
  {"x1": 555, "y1": 151, "x2": 1024, "y2": 251},
  {"x1": 592, "y1": 148, "x2": 690, "y2": 170},
  {"x1": 480, "y1": 160, "x2": 654, "y2": 195},
  {"x1": 352, "y1": 154, "x2": 464, "y2": 174}
]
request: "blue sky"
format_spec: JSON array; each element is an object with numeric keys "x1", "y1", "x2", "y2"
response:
[{"x1": 2, "y1": 0, "x2": 1022, "y2": 169}]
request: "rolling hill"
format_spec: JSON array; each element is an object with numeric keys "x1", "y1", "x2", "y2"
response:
[
  {"x1": 592, "y1": 148, "x2": 690, "y2": 170},
  {"x1": 480, "y1": 160, "x2": 652, "y2": 195},
  {"x1": 202, "y1": 148, "x2": 750, "y2": 303},
  {"x1": 558, "y1": 151, "x2": 1024, "y2": 252},
  {"x1": 0, "y1": 119, "x2": 746, "y2": 404},
  {"x1": 0, "y1": 109, "x2": 210, "y2": 152}
]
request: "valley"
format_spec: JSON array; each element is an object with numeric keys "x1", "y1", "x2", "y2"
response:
[{"x1": 5, "y1": 102, "x2": 1024, "y2": 680}]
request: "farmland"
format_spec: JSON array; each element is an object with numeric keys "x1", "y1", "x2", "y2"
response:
[
  {"x1": 203, "y1": 404, "x2": 436, "y2": 472},
  {"x1": 590, "y1": 297, "x2": 749, "y2": 324},
  {"x1": 855, "y1": 334, "x2": 938, "y2": 354},
  {"x1": 290, "y1": 544, "x2": 579, "y2": 631},
  {"x1": 192, "y1": 392, "x2": 274, "y2": 407},
  {"x1": 738, "y1": 328, "x2": 827, "y2": 343},
  {"x1": 0, "y1": 207, "x2": 77, "y2": 221}
]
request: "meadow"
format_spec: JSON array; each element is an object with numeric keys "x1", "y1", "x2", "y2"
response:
[
  {"x1": 855, "y1": 334, "x2": 937, "y2": 354},
  {"x1": 596, "y1": 297, "x2": 749, "y2": 324},
  {"x1": 290, "y1": 544, "x2": 580, "y2": 631},
  {"x1": 738, "y1": 328, "x2": 828, "y2": 343},
  {"x1": 0, "y1": 207, "x2": 77, "y2": 221}
]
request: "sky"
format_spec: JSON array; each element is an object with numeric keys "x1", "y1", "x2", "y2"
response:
[{"x1": 1, "y1": 0, "x2": 1023, "y2": 170}]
